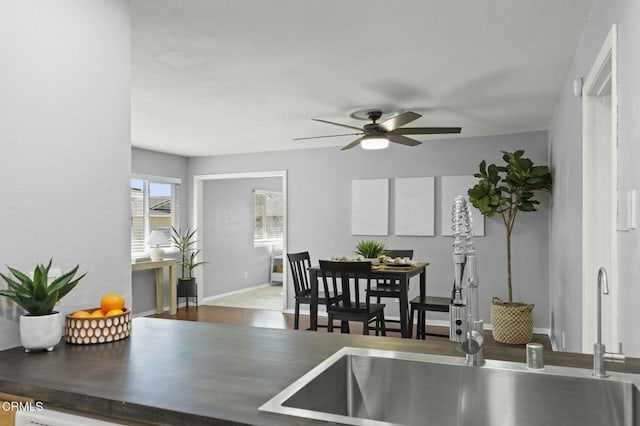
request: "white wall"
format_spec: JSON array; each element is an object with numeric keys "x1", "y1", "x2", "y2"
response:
[
  {"x1": 549, "y1": 0, "x2": 640, "y2": 354},
  {"x1": 188, "y1": 131, "x2": 550, "y2": 328},
  {"x1": 0, "y1": 0, "x2": 131, "y2": 350},
  {"x1": 202, "y1": 177, "x2": 282, "y2": 296}
]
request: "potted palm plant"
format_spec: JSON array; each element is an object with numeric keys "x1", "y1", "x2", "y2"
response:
[
  {"x1": 467, "y1": 150, "x2": 552, "y2": 344},
  {"x1": 0, "y1": 260, "x2": 86, "y2": 352},
  {"x1": 171, "y1": 227, "x2": 207, "y2": 304}
]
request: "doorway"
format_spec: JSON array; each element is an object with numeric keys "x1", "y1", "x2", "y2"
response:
[
  {"x1": 193, "y1": 171, "x2": 288, "y2": 312},
  {"x1": 581, "y1": 25, "x2": 618, "y2": 353}
]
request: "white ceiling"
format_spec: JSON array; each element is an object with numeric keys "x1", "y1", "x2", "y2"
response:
[{"x1": 131, "y1": 0, "x2": 593, "y2": 157}]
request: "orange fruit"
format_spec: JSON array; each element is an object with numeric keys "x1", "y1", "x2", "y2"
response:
[
  {"x1": 71, "y1": 310, "x2": 90, "y2": 318},
  {"x1": 100, "y1": 294, "x2": 125, "y2": 314},
  {"x1": 90, "y1": 309, "x2": 104, "y2": 317},
  {"x1": 106, "y1": 309, "x2": 124, "y2": 317}
]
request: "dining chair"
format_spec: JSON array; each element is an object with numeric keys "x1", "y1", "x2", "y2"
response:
[
  {"x1": 319, "y1": 260, "x2": 386, "y2": 336},
  {"x1": 409, "y1": 294, "x2": 452, "y2": 339},
  {"x1": 366, "y1": 249, "x2": 414, "y2": 334},
  {"x1": 287, "y1": 251, "x2": 328, "y2": 330}
]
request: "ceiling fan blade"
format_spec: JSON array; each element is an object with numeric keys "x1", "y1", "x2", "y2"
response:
[
  {"x1": 340, "y1": 137, "x2": 364, "y2": 151},
  {"x1": 387, "y1": 134, "x2": 422, "y2": 147},
  {"x1": 379, "y1": 111, "x2": 422, "y2": 132},
  {"x1": 312, "y1": 118, "x2": 363, "y2": 131},
  {"x1": 389, "y1": 127, "x2": 462, "y2": 135},
  {"x1": 293, "y1": 132, "x2": 363, "y2": 141}
]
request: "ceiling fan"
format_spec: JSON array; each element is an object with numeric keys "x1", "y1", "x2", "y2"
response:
[{"x1": 294, "y1": 110, "x2": 461, "y2": 151}]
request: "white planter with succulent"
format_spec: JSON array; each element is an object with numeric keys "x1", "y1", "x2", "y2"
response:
[{"x1": 0, "y1": 260, "x2": 86, "y2": 352}]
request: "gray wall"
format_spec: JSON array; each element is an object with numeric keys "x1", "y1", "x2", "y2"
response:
[
  {"x1": 131, "y1": 147, "x2": 189, "y2": 313},
  {"x1": 202, "y1": 177, "x2": 282, "y2": 296},
  {"x1": 188, "y1": 131, "x2": 550, "y2": 328},
  {"x1": 549, "y1": 0, "x2": 640, "y2": 354},
  {"x1": 0, "y1": 1, "x2": 131, "y2": 350}
]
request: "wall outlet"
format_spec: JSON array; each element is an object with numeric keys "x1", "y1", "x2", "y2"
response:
[
  {"x1": 244, "y1": 271, "x2": 248, "y2": 279},
  {"x1": 562, "y1": 331, "x2": 566, "y2": 349}
]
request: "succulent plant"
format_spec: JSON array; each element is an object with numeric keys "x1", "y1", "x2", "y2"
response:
[
  {"x1": 353, "y1": 240, "x2": 388, "y2": 259},
  {"x1": 0, "y1": 260, "x2": 86, "y2": 315}
]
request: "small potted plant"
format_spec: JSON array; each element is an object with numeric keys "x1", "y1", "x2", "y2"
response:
[
  {"x1": 353, "y1": 240, "x2": 388, "y2": 264},
  {"x1": 171, "y1": 227, "x2": 207, "y2": 304},
  {"x1": 0, "y1": 260, "x2": 86, "y2": 352},
  {"x1": 467, "y1": 150, "x2": 552, "y2": 344}
]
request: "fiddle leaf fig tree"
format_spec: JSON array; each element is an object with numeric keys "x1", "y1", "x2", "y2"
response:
[{"x1": 467, "y1": 150, "x2": 552, "y2": 304}]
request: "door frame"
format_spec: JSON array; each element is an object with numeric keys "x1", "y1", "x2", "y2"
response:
[
  {"x1": 192, "y1": 170, "x2": 288, "y2": 311},
  {"x1": 581, "y1": 24, "x2": 618, "y2": 353}
]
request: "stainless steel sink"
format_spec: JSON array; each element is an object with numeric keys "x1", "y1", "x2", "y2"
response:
[{"x1": 259, "y1": 347, "x2": 640, "y2": 426}]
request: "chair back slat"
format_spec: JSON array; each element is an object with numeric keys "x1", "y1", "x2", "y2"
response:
[
  {"x1": 287, "y1": 252, "x2": 312, "y2": 297},
  {"x1": 377, "y1": 249, "x2": 414, "y2": 286},
  {"x1": 319, "y1": 260, "x2": 372, "y2": 311}
]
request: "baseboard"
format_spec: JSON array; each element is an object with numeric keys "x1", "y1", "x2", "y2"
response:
[
  {"x1": 202, "y1": 283, "x2": 272, "y2": 304},
  {"x1": 133, "y1": 308, "x2": 159, "y2": 318},
  {"x1": 133, "y1": 301, "x2": 198, "y2": 318}
]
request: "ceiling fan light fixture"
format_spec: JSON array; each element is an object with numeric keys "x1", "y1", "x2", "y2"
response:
[{"x1": 361, "y1": 135, "x2": 389, "y2": 150}]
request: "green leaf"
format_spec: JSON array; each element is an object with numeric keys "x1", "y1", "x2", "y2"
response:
[
  {"x1": 7, "y1": 267, "x2": 33, "y2": 292},
  {"x1": 14, "y1": 292, "x2": 42, "y2": 314},
  {"x1": 479, "y1": 160, "x2": 487, "y2": 176},
  {"x1": 1, "y1": 272, "x2": 27, "y2": 294},
  {"x1": 531, "y1": 165, "x2": 549, "y2": 176},
  {"x1": 34, "y1": 290, "x2": 59, "y2": 315},
  {"x1": 47, "y1": 265, "x2": 78, "y2": 295},
  {"x1": 32, "y1": 264, "x2": 49, "y2": 301},
  {"x1": 0, "y1": 290, "x2": 19, "y2": 304},
  {"x1": 58, "y1": 273, "x2": 85, "y2": 300},
  {"x1": 519, "y1": 202, "x2": 536, "y2": 212}
]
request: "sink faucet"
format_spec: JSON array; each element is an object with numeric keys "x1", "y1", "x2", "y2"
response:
[
  {"x1": 593, "y1": 267, "x2": 625, "y2": 377},
  {"x1": 449, "y1": 196, "x2": 484, "y2": 366}
]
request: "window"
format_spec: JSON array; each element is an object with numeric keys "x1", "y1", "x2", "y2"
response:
[
  {"x1": 131, "y1": 175, "x2": 180, "y2": 258},
  {"x1": 253, "y1": 190, "x2": 283, "y2": 246}
]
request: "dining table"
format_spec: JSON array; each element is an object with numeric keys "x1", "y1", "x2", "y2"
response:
[{"x1": 307, "y1": 261, "x2": 429, "y2": 338}]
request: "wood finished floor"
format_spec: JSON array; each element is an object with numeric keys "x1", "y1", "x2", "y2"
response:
[{"x1": 148, "y1": 305, "x2": 553, "y2": 350}]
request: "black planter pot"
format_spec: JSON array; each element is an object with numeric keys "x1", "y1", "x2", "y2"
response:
[{"x1": 177, "y1": 278, "x2": 198, "y2": 308}]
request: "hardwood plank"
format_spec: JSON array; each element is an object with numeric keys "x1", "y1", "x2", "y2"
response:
[{"x1": 148, "y1": 305, "x2": 553, "y2": 351}]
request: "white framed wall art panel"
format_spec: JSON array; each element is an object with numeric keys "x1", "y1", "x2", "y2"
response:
[
  {"x1": 351, "y1": 178, "x2": 389, "y2": 236},
  {"x1": 395, "y1": 176, "x2": 435, "y2": 236},
  {"x1": 441, "y1": 175, "x2": 485, "y2": 236}
]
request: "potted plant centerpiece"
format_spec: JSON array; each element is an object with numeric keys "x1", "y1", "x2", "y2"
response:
[
  {"x1": 171, "y1": 227, "x2": 207, "y2": 304},
  {"x1": 468, "y1": 150, "x2": 552, "y2": 344},
  {"x1": 354, "y1": 240, "x2": 388, "y2": 264},
  {"x1": 0, "y1": 260, "x2": 86, "y2": 352}
]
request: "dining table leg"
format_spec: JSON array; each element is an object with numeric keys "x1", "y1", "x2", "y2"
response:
[
  {"x1": 399, "y1": 277, "x2": 410, "y2": 338},
  {"x1": 309, "y1": 268, "x2": 318, "y2": 331}
]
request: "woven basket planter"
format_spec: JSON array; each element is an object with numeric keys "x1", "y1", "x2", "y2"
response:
[{"x1": 491, "y1": 297, "x2": 534, "y2": 344}]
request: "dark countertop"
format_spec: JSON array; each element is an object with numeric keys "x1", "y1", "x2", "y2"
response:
[{"x1": 0, "y1": 318, "x2": 638, "y2": 425}]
